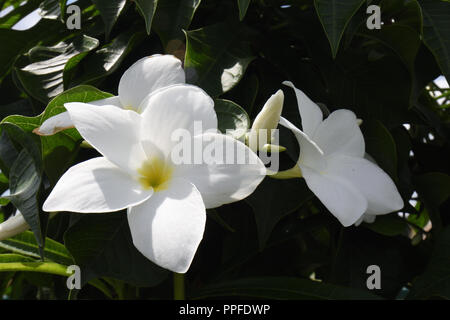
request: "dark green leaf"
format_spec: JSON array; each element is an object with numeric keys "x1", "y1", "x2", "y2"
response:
[
  {"x1": 70, "y1": 30, "x2": 146, "y2": 86},
  {"x1": 409, "y1": 226, "x2": 450, "y2": 299},
  {"x1": 91, "y1": 0, "x2": 127, "y2": 38},
  {"x1": 5, "y1": 149, "x2": 43, "y2": 252},
  {"x1": 363, "y1": 214, "x2": 409, "y2": 237},
  {"x1": 420, "y1": 0, "x2": 450, "y2": 81},
  {"x1": 362, "y1": 119, "x2": 398, "y2": 180},
  {"x1": 414, "y1": 172, "x2": 450, "y2": 207},
  {"x1": 184, "y1": 22, "x2": 255, "y2": 97},
  {"x1": 246, "y1": 177, "x2": 313, "y2": 249},
  {"x1": 153, "y1": 0, "x2": 201, "y2": 51},
  {"x1": 237, "y1": 0, "x2": 250, "y2": 21},
  {"x1": 314, "y1": 0, "x2": 366, "y2": 57},
  {"x1": 134, "y1": 0, "x2": 158, "y2": 35},
  {"x1": 2, "y1": 85, "x2": 113, "y2": 184},
  {"x1": 64, "y1": 212, "x2": 169, "y2": 287},
  {"x1": 15, "y1": 35, "x2": 99, "y2": 103}
]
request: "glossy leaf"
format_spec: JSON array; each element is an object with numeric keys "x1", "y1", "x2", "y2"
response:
[
  {"x1": 184, "y1": 22, "x2": 255, "y2": 97},
  {"x1": 153, "y1": 0, "x2": 201, "y2": 51},
  {"x1": 91, "y1": 0, "x2": 127, "y2": 38},
  {"x1": 134, "y1": 0, "x2": 158, "y2": 35},
  {"x1": 15, "y1": 35, "x2": 99, "y2": 103}
]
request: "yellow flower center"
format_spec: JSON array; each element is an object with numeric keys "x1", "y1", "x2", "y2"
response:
[{"x1": 137, "y1": 157, "x2": 174, "y2": 192}]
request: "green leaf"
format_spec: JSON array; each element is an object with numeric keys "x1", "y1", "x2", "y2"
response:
[
  {"x1": 0, "y1": 123, "x2": 44, "y2": 253},
  {"x1": 314, "y1": 0, "x2": 366, "y2": 58},
  {"x1": 6, "y1": 150, "x2": 43, "y2": 250},
  {"x1": 362, "y1": 119, "x2": 398, "y2": 180},
  {"x1": 414, "y1": 172, "x2": 450, "y2": 207},
  {"x1": 153, "y1": 0, "x2": 201, "y2": 51},
  {"x1": 379, "y1": 0, "x2": 422, "y2": 34},
  {"x1": 184, "y1": 22, "x2": 255, "y2": 97},
  {"x1": 214, "y1": 99, "x2": 249, "y2": 139},
  {"x1": 15, "y1": 35, "x2": 99, "y2": 103},
  {"x1": 191, "y1": 277, "x2": 383, "y2": 299},
  {"x1": 0, "y1": 0, "x2": 41, "y2": 29},
  {"x1": 363, "y1": 214, "x2": 409, "y2": 237},
  {"x1": 134, "y1": 0, "x2": 158, "y2": 35},
  {"x1": 237, "y1": 0, "x2": 250, "y2": 21},
  {"x1": 360, "y1": 24, "x2": 421, "y2": 73},
  {"x1": 0, "y1": 253, "x2": 35, "y2": 263},
  {"x1": 70, "y1": 30, "x2": 146, "y2": 86},
  {"x1": 409, "y1": 226, "x2": 450, "y2": 299},
  {"x1": 0, "y1": 231, "x2": 74, "y2": 265},
  {"x1": 91, "y1": 0, "x2": 127, "y2": 39},
  {"x1": 64, "y1": 212, "x2": 168, "y2": 287},
  {"x1": 0, "y1": 19, "x2": 63, "y2": 79},
  {"x1": 2, "y1": 85, "x2": 113, "y2": 184},
  {"x1": 420, "y1": 0, "x2": 450, "y2": 81},
  {"x1": 246, "y1": 177, "x2": 313, "y2": 249}
]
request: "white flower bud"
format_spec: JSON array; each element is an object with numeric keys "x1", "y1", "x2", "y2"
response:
[{"x1": 251, "y1": 89, "x2": 284, "y2": 131}]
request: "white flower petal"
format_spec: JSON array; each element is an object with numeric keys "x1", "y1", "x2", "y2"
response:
[
  {"x1": 301, "y1": 165, "x2": 368, "y2": 226},
  {"x1": 140, "y1": 84, "x2": 217, "y2": 156},
  {"x1": 64, "y1": 102, "x2": 147, "y2": 174},
  {"x1": 118, "y1": 55, "x2": 185, "y2": 110},
  {"x1": 326, "y1": 154, "x2": 404, "y2": 215},
  {"x1": 43, "y1": 157, "x2": 153, "y2": 213},
  {"x1": 89, "y1": 96, "x2": 122, "y2": 108},
  {"x1": 127, "y1": 178, "x2": 206, "y2": 273},
  {"x1": 283, "y1": 81, "x2": 323, "y2": 136},
  {"x1": 0, "y1": 212, "x2": 29, "y2": 241},
  {"x1": 279, "y1": 117, "x2": 325, "y2": 171},
  {"x1": 34, "y1": 98, "x2": 123, "y2": 136},
  {"x1": 313, "y1": 109, "x2": 365, "y2": 158},
  {"x1": 176, "y1": 132, "x2": 267, "y2": 208},
  {"x1": 34, "y1": 112, "x2": 73, "y2": 136}
]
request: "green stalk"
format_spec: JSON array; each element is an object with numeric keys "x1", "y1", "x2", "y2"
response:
[{"x1": 173, "y1": 272, "x2": 185, "y2": 300}]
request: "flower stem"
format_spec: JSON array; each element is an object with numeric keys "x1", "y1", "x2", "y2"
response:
[{"x1": 173, "y1": 272, "x2": 185, "y2": 300}]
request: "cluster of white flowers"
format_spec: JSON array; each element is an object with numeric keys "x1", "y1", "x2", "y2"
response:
[{"x1": 0, "y1": 54, "x2": 403, "y2": 273}]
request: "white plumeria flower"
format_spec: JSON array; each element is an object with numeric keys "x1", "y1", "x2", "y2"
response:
[
  {"x1": 42, "y1": 84, "x2": 266, "y2": 273},
  {"x1": 0, "y1": 211, "x2": 29, "y2": 241},
  {"x1": 279, "y1": 81, "x2": 404, "y2": 227},
  {"x1": 35, "y1": 54, "x2": 185, "y2": 136}
]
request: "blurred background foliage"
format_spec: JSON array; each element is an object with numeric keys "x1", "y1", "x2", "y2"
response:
[{"x1": 0, "y1": 0, "x2": 449, "y2": 300}]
